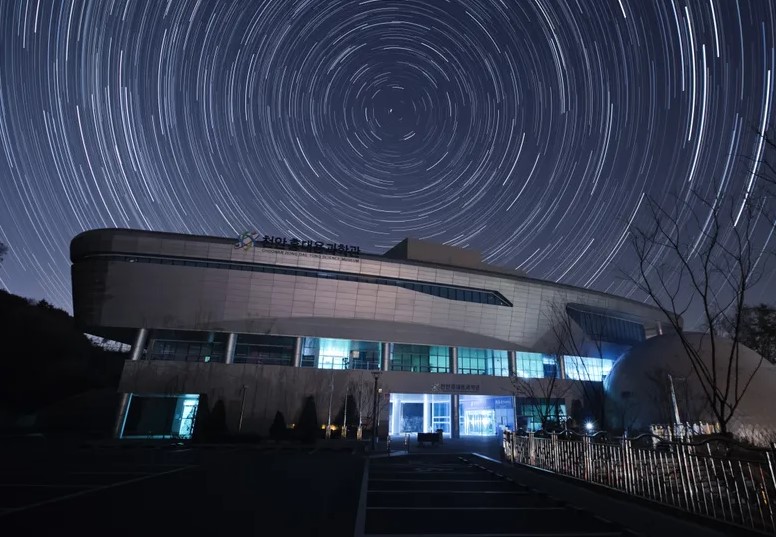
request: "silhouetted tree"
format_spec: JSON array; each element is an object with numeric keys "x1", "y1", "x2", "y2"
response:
[
  {"x1": 545, "y1": 301, "x2": 609, "y2": 429},
  {"x1": 269, "y1": 410, "x2": 287, "y2": 440},
  {"x1": 714, "y1": 304, "x2": 776, "y2": 364},
  {"x1": 0, "y1": 241, "x2": 7, "y2": 263},
  {"x1": 296, "y1": 395, "x2": 319, "y2": 443},
  {"x1": 192, "y1": 394, "x2": 211, "y2": 442},
  {"x1": 208, "y1": 400, "x2": 228, "y2": 438}
]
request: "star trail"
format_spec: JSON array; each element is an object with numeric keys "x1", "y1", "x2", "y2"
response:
[{"x1": 0, "y1": 0, "x2": 775, "y2": 320}]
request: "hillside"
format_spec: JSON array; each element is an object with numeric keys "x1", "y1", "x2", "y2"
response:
[{"x1": 0, "y1": 289, "x2": 127, "y2": 433}]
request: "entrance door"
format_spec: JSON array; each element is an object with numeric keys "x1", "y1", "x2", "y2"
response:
[
  {"x1": 178, "y1": 399, "x2": 199, "y2": 438},
  {"x1": 464, "y1": 410, "x2": 496, "y2": 436}
]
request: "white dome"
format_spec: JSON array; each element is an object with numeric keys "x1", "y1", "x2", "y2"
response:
[{"x1": 605, "y1": 332, "x2": 776, "y2": 444}]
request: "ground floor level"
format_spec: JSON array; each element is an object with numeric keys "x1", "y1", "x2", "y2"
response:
[{"x1": 115, "y1": 360, "x2": 582, "y2": 440}]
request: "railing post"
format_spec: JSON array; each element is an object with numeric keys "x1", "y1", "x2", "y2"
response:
[
  {"x1": 622, "y1": 437, "x2": 633, "y2": 495},
  {"x1": 529, "y1": 431, "x2": 536, "y2": 466},
  {"x1": 583, "y1": 435, "x2": 592, "y2": 481},
  {"x1": 551, "y1": 432, "x2": 559, "y2": 473},
  {"x1": 511, "y1": 431, "x2": 516, "y2": 463}
]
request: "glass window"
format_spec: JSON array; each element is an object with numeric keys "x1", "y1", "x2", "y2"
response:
[
  {"x1": 233, "y1": 334, "x2": 294, "y2": 366},
  {"x1": 515, "y1": 352, "x2": 544, "y2": 378},
  {"x1": 98, "y1": 253, "x2": 513, "y2": 307},
  {"x1": 563, "y1": 356, "x2": 614, "y2": 382},
  {"x1": 457, "y1": 347, "x2": 509, "y2": 377},
  {"x1": 301, "y1": 337, "x2": 380, "y2": 370},
  {"x1": 390, "y1": 344, "x2": 450, "y2": 373}
]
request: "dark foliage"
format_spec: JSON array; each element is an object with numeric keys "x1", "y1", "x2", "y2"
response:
[
  {"x1": 269, "y1": 410, "x2": 287, "y2": 440},
  {"x1": 729, "y1": 304, "x2": 776, "y2": 364},
  {"x1": 296, "y1": 395, "x2": 319, "y2": 443},
  {"x1": 192, "y1": 396, "x2": 228, "y2": 442},
  {"x1": 0, "y1": 289, "x2": 127, "y2": 416},
  {"x1": 191, "y1": 393, "x2": 211, "y2": 442}
]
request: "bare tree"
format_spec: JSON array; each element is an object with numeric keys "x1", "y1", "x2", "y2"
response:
[
  {"x1": 626, "y1": 187, "x2": 767, "y2": 436},
  {"x1": 510, "y1": 351, "x2": 571, "y2": 431},
  {"x1": 747, "y1": 129, "x2": 776, "y2": 192},
  {"x1": 545, "y1": 301, "x2": 610, "y2": 429},
  {"x1": 348, "y1": 377, "x2": 373, "y2": 440}
]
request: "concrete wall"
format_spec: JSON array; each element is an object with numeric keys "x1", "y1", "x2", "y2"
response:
[{"x1": 119, "y1": 360, "x2": 582, "y2": 435}]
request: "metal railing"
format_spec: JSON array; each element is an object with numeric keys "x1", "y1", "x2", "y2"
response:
[{"x1": 503, "y1": 429, "x2": 776, "y2": 534}]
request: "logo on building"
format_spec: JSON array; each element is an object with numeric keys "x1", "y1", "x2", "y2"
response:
[{"x1": 235, "y1": 231, "x2": 260, "y2": 251}]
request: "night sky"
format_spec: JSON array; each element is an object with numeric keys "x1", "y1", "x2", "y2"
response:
[{"x1": 0, "y1": 1, "x2": 775, "y2": 324}]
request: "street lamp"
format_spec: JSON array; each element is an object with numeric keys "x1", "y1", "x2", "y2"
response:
[{"x1": 371, "y1": 371, "x2": 381, "y2": 451}]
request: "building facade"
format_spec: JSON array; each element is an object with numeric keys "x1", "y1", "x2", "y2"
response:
[{"x1": 70, "y1": 229, "x2": 669, "y2": 439}]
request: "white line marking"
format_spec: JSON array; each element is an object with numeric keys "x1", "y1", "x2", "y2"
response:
[{"x1": 0, "y1": 465, "x2": 194, "y2": 518}]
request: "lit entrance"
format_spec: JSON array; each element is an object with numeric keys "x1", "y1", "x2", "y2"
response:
[
  {"x1": 389, "y1": 393, "x2": 515, "y2": 437},
  {"x1": 389, "y1": 393, "x2": 452, "y2": 435},
  {"x1": 459, "y1": 395, "x2": 514, "y2": 436},
  {"x1": 463, "y1": 409, "x2": 495, "y2": 436}
]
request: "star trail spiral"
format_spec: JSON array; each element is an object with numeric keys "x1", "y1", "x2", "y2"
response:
[{"x1": 0, "y1": 0, "x2": 775, "y2": 319}]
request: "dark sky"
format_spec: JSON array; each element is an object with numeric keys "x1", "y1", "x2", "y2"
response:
[{"x1": 0, "y1": 0, "x2": 774, "y2": 322}]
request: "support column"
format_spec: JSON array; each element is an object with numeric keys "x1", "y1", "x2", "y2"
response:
[
  {"x1": 558, "y1": 354, "x2": 566, "y2": 380},
  {"x1": 293, "y1": 337, "x2": 302, "y2": 367},
  {"x1": 508, "y1": 350, "x2": 517, "y2": 377},
  {"x1": 450, "y1": 347, "x2": 458, "y2": 374},
  {"x1": 224, "y1": 333, "x2": 238, "y2": 364},
  {"x1": 451, "y1": 393, "x2": 460, "y2": 439},
  {"x1": 129, "y1": 328, "x2": 149, "y2": 361},
  {"x1": 112, "y1": 393, "x2": 132, "y2": 439},
  {"x1": 423, "y1": 393, "x2": 431, "y2": 433},
  {"x1": 381, "y1": 342, "x2": 390, "y2": 371}
]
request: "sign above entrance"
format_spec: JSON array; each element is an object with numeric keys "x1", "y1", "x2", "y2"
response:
[
  {"x1": 432, "y1": 383, "x2": 480, "y2": 394},
  {"x1": 235, "y1": 232, "x2": 361, "y2": 260}
]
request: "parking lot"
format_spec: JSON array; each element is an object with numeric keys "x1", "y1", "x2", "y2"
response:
[{"x1": 0, "y1": 441, "x2": 364, "y2": 535}]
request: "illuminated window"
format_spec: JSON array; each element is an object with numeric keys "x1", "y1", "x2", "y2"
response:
[
  {"x1": 563, "y1": 356, "x2": 614, "y2": 382},
  {"x1": 391, "y1": 344, "x2": 450, "y2": 373},
  {"x1": 457, "y1": 347, "x2": 509, "y2": 377},
  {"x1": 301, "y1": 338, "x2": 381, "y2": 370}
]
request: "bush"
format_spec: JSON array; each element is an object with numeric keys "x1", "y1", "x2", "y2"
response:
[
  {"x1": 269, "y1": 410, "x2": 287, "y2": 440},
  {"x1": 192, "y1": 396, "x2": 228, "y2": 442},
  {"x1": 296, "y1": 396, "x2": 319, "y2": 444}
]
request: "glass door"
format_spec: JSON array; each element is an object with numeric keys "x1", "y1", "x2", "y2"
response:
[{"x1": 464, "y1": 409, "x2": 495, "y2": 436}]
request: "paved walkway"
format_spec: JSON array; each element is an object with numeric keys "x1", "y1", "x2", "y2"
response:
[{"x1": 386, "y1": 435, "x2": 502, "y2": 459}]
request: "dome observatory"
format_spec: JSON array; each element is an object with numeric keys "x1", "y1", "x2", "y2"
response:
[{"x1": 605, "y1": 332, "x2": 776, "y2": 444}]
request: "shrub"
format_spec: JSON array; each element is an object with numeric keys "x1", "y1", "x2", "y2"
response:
[{"x1": 269, "y1": 410, "x2": 287, "y2": 440}]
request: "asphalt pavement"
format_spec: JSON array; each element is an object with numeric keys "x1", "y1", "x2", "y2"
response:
[{"x1": 0, "y1": 441, "x2": 364, "y2": 536}]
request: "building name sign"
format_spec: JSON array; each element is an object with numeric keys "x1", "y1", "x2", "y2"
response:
[
  {"x1": 432, "y1": 383, "x2": 480, "y2": 394},
  {"x1": 235, "y1": 232, "x2": 361, "y2": 262}
]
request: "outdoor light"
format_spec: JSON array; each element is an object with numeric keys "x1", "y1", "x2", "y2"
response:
[
  {"x1": 371, "y1": 371, "x2": 382, "y2": 451},
  {"x1": 585, "y1": 421, "x2": 594, "y2": 432}
]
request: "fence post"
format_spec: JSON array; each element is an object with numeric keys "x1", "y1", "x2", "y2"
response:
[
  {"x1": 583, "y1": 434, "x2": 591, "y2": 481},
  {"x1": 511, "y1": 431, "x2": 516, "y2": 464},
  {"x1": 622, "y1": 437, "x2": 633, "y2": 495},
  {"x1": 529, "y1": 431, "x2": 536, "y2": 466},
  {"x1": 551, "y1": 432, "x2": 559, "y2": 473}
]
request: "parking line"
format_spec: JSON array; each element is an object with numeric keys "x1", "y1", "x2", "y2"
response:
[{"x1": 0, "y1": 465, "x2": 195, "y2": 518}]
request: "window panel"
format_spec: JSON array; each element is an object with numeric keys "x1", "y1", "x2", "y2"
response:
[{"x1": 91, "y1": 253, "x2": 513, "y2": 307}]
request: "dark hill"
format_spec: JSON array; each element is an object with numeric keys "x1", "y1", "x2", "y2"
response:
[{"x1": 0, "y1": 289, "x2": 127, "y2": 435}]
